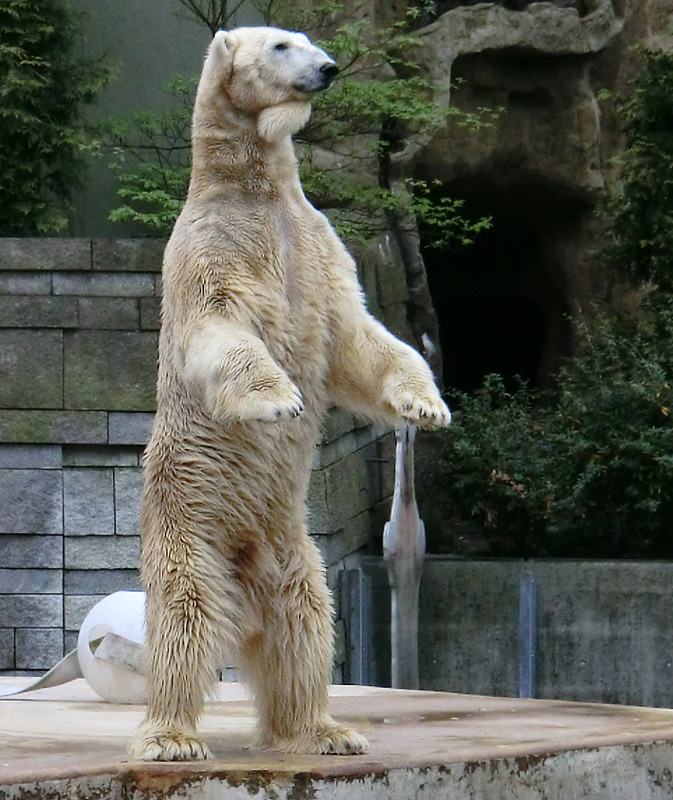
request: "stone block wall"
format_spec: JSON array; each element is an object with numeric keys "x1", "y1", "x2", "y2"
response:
[{"x1": 0, "y1": 238, "x2": 395, "y2": 681}]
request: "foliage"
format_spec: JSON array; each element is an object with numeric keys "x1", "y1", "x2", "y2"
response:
[
  {"x1": 106, "y1": 77, "x2": 194, "y2": 233},
  {"x1": 436, "y1": 299, "x2": 673, "y2": 558},
  {"x1": 0, "y1": 0, "x2": 111, "y2": 235},
  {"x1": 601, "y1": 49, "x2": 673, "y2": 289},
  {"x1": 431, "y1": 47, "x2": 673, "y2": 559},
  {"x1": 105, "y1": 0, "x2": 493, "y2": 242}
]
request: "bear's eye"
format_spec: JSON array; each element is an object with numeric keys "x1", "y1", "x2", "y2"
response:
[{"x1": 274, "y1": 42, "x2": 289, "y2": 51}]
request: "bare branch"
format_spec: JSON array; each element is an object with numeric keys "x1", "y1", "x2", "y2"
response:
[{"x1": 175, "y1": 0, "x2": 248, "y2": 35}]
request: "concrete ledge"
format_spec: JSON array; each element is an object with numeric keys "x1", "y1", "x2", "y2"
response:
[
  {"x1": 2, "y1": 681, "x2": 673, "y2": 798},
  {"x1": 0, "y1": 239, "x2": 91, "y2": 272},
  {"x1": 0, "y1": 411, "x2": 108, "y2": 444},
  {"x1": 92, "y1": 239, "x2": 165, "y2": 273}
]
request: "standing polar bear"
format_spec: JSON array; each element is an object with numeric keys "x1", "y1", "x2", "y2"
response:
[{"x1": 129, "y1": 26, "x2": 451, "y2": 762}]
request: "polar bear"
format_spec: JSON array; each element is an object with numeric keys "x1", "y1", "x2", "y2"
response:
[{"x1": 128, "y1": 26, "x2": 451, "y2": 762}]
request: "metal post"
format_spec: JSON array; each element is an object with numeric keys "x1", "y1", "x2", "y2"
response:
[
  {"x1": 383, "y1": 423, "x2": 425, "y2": 689},
  {"x1": 519, "y1": 573, "x2": 538, "y2": 699},
  {"x1": 341, "y1": 568, "x2": 372, "y2": 686}
]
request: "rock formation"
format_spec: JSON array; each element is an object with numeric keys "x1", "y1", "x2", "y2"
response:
[{"x1": 367, "y1": 0, "x2": 673, "y2": 390}]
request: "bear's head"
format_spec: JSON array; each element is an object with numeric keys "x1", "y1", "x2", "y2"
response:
[{"x1": 203, "y1": 27, "x2": 338, "y2": 143}]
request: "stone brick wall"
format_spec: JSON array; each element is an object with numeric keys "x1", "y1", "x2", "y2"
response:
[{"x1": 0, "y1": 238, "x2": 395, "y2": 680}]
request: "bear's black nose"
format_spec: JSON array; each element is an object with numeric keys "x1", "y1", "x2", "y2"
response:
[{"x1": 320, "y1": 62, "x2": 339, "y2": 87}]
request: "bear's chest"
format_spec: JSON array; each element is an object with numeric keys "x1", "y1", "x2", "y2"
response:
[{"x1": 255, "y1": 205, "x2": 331, "y2": 390}]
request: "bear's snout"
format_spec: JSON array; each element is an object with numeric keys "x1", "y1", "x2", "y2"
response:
[
  {"x1": 319, "y1": 62, "x2": 339, "y2": 88},
  {"x1": 294, "y1": 59, "x2": 338, "y2": 94}
]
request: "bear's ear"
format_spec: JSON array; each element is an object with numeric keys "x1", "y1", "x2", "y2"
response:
[{"x1": 210, "y1": 29, "x2": 234, "y2": 80}]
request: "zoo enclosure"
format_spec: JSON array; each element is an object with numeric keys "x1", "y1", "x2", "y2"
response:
[{"x1": 342, "y1": 557, "x2": 673, "y2": 708}]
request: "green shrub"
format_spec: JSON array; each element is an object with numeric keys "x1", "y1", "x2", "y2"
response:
[
  {"x1": 0, "y1": 0, "x2": 111, "y2": 235},
  {"x1": 437, "y1": 299, "x2": 673, "y2": 558},
  {"x1": 434, "y1": 48, "x2": 673, "y2": 559},
  {"x1": 106, "y1": 76, "x2": 194, "y2": 234}
]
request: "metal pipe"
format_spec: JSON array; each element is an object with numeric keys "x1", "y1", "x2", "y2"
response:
[{"x1": 519, "y1": 573, "x2": 538, "y2": 698}]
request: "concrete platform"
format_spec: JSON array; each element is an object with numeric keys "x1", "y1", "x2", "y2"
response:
[{"x1": 2, "y1": 679, "x2": 673, "y2": 799}]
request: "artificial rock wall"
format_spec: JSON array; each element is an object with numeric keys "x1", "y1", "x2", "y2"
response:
[
  {"x1": 0, "y1": 237, "x2": 397, "y2": 679},
  {"x1": 376, "y1": 0, "x2": 673, "y2": 393}
]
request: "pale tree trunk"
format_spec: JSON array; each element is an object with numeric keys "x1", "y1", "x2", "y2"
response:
[
  {"x1": 387, "y1": 197, "x2": 444, "y2": 385},
  {"x1": 379, "y1": 143, "x2": 444, "y2": 385},
  {"x1": 383, "y1": 424, "x2": 425, "y2": 689}
]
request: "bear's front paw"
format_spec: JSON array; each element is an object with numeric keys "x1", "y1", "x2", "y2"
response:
[
  {"x1": 246, "y1": 383, "x2": 305, "y2": 422},
  {"x1": 212, "y1": 380, "x2": 304, "y2": 423},
  {"x1": 128, "y1": 724, "x2": 212, "y2": 762},
  {"x1": 391, "y1": 389, "x2": 451, "y2": 430}
]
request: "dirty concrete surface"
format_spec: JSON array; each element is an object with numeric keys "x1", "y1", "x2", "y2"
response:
[{"x1": 2, "y1": 679, "x2": 673, "y2": 798}]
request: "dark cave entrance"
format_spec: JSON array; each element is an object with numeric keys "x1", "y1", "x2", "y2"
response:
[{"x1": 419, "y1": 175, "x2": 581, "y2": 394}]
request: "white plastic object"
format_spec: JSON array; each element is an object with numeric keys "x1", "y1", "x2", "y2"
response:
[{"x1": 77, "y1": 590, "x2": 148, "y2": 704}]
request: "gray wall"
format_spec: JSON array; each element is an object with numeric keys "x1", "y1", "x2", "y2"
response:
[
  {"x1": 348, "y1": 559, "x2": 673, "y2": 707},
  {"x1": 0, "y1": 237, "x2": 394, "y2": 679}
]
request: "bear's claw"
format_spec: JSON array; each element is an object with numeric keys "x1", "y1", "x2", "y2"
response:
[
  {"x1": 128, "y1": 726, "x2": 212, "y2": 762},
  {"x1": 227, "y1": 385, "x2": 304, "y2": 422},
  {"x1": 313, "y1": 725, "x2": 369, "y2": 755},
  {"x1": 259, "y1": 390, "x2": 304, "y2": 421},
  {"x1": 392, "y1": 391, "x2": 451, "y2": 430}
]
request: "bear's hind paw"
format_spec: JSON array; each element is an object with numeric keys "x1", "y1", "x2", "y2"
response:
[
  {"x1": 268, "y1": 724, "x2": 369, "y2": 755},
  {"x1": 128, "y1": 725, "x2": 212, "y2": 762},
  {"x1": 313, "y1": 724, "x2": 369, "y2": 755}
]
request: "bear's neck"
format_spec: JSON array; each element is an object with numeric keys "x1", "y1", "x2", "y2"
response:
[{"x1": 188, "y1": 91, "x2": 305, "y2": 202}]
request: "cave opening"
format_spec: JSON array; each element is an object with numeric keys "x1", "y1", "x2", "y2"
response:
[{"x1": 418, "y1": 175, "x2": 581, "y2": 394}]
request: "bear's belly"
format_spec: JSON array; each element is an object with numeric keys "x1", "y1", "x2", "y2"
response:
[{"x1": 145, "y1": 407, "x2": 319, "y2": 548}]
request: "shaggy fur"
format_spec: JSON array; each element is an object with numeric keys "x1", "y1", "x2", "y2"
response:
[{"x1": 128, "y1": 26, "x2": 451, "y2": 762}]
